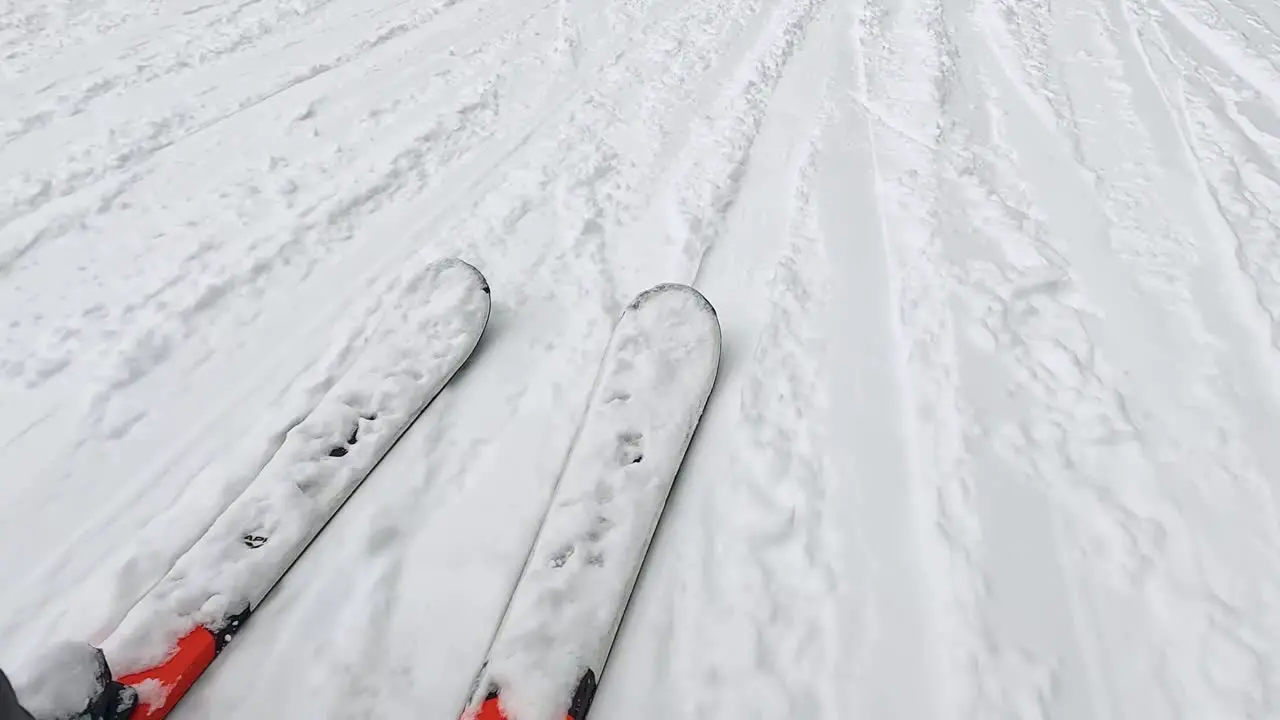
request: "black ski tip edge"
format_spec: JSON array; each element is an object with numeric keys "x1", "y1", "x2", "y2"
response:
[
  {"x1": 567, "y1": 669, "x2": 598, "y2": 720},
  {"x1": 432, "y1": 257, "x2": 491, "y2": 296},
  {"x1": 427, "y1": 257, "x2": 492, "y2": 339},
  {"x1": 626, "y1": 282, "x2": 717, "y2": 319}
]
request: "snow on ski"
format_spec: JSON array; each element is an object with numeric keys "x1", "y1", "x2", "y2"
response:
[
  {"x1": 32, "y1": 258, "x2": 491, "y2": 720},
  {"x1": 461, "y1": 283, "x2": 721, "y2": 720}
]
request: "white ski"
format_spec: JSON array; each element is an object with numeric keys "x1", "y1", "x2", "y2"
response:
[
  {"x1": 35, "y1": 257, "x2": 491, "y2": 720},
  {"x1": 462, "y1": 283, "x2": 721, "y2": 720}
]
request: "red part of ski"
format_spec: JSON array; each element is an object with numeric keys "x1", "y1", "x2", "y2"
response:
[
  {"x1": 474, "y1": 696, "x2": 579, "y2": 720},
  {"x1": 117, "y1": 627, "x2": 217, "y2": 719},
  {"x1": 469, "y1": 669, "x2": 596, "y2": 720},
  {"x1": 475, "y1": 697, "x2": 510, "y2": 720}
]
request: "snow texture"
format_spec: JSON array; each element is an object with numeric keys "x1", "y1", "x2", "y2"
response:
[
  {"x1": 9, "y1": 641, "x2": 105, "y2": 719},
  {"x1": 131, "y1": 679, "x2": 170, "y2": 715},
  {"x1": 463, "y1": 284, "x2": 720, "y2": 720},
  {"x1": 101, "y1": 257, "x2": 490, "y2": 673},
  {"x1": 2, "y1": 0, "x2": 1280, "y2": 717}
]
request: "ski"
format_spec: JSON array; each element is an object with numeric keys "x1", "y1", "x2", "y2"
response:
[
  {"x1": 33, "y1": 257, "x2": 491, "y2": 720},
  {"x1": 460, "y1": 283, "x2": 721, "y2": 720}
]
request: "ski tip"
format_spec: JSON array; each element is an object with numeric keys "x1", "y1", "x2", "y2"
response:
[
  {"x1": 430, "y1": 257, "x2": 490, "y2": 295},
  {"x1": 626, "y1": 283, "x2": 717, "y2": 319}
]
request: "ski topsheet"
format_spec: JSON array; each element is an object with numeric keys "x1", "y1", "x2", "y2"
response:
[
  {"x1": 41, "y1": 258, "x2": 491, "y2": 720},
  {"x1": 461, "y1": 283, "x2": 721, "y2": 720}
]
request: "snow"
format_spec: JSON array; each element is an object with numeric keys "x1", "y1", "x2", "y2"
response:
[
  {"x1": 463, "y1": 284, "x2": 719, "y2": 720},
  {"x1": 130, "y1": 678, "x2": 171, "y2": 714},
  {"x1": 1, "y1": 0, "x2": 1280, "y2": 717},
  {"x1": 9, "y1": 641, "x2": 106, "y2": 719}
]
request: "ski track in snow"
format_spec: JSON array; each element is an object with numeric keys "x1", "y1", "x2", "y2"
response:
[{"x1": 2, "y1": 0, "x2": 1279, "y2": 716}]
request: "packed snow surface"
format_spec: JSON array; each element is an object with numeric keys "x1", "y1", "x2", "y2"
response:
[{"x1": 2, "y1": 0, "x2": 1280, "y2": 715}]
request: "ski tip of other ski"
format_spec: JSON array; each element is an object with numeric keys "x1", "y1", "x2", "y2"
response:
[
  {"x1": 626, "y1": 282, "x2": 717, "y2": 318},
  {"x1": 431, "y1": 257, "x2": 491, "y2": 294}
]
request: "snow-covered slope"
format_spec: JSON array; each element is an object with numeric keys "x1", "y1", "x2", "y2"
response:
[{"x1": 2, "y1": 0, "x2": 1279, "y2": 716}]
